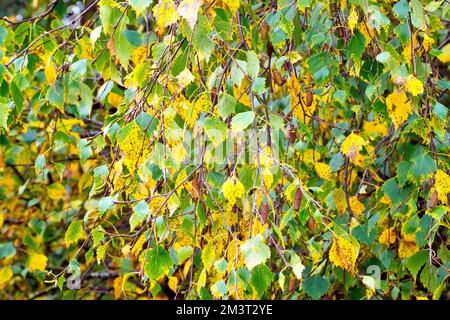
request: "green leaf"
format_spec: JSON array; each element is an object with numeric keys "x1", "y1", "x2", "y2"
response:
[
  {"x1": 411, "y1": 0, "x2": 426, "y2": 29},
  {"x1": 204, "y1": 116, "x2": 227, "y2": 147},
  {"x1": 99, "y1": 5, "x2": 122, "y2": 35},
  {"x1": 143, "y1": 245, "x2": 173, "y2": 281},
  {"x1": 230, "y1": 59, "x2": 247, "y2": 87},
  {"x1": 433, "y1": 102, "x2": 448, "y2": 120},
  {"x1": 123, "y1": 29, "x2": 143, "y2": 47},
  {"x1": 217, "y1": 93, "x2": 236, "y2": 119},
  {"x1": 250, "y1": 264, "x2": 273, "y2": 298},
  {"x1": 92, "y1": 226, "x2": 105, "y2": 248},
  {"x1": 0, "y1": 242, "x2": 16, "y2": 260},
  {"x1": 393, "y1": 0, "x2": 410, "y2": 19},
  {"x1": 192, "y1": 14, "x2": 214, "y2": 60},
  {"x1": 329, "y1": 152, "x2": 344, "y2": 172},
  {"x1": 114, "y1": 31, "x2": 132, "y2": 68},
  {"x1": 35, "y1": 154, "x2": 46, "y2": 173},
  {"x1": 410, "y1": 153, "x2": 436, "y2": 178},
  {"x1": 91, "y1": 165, "x2": 109, "y2": 196},
  {"x1": 231, "y1": 111, "x2": 255, "y2": 133},
  {"x1": 211, "y1": 280, "x2": 228, "y2": 298},
  {"x1": 241, "y1": 234, "x2": 271, "y2": 270},
  {"x1": 77, "y1": 139, "x2": 93, "y2": 165},
  {"x1": 130, "y1": 200, "x2": 150, "y2": 231},
  {"x1": 46, "y1": 84, "x2": 64, "y2": 110},
  {"x1": 65, "y1": 220, "x2": 84, "y2": 248},
  {"x1": 406, "y1": 250, "x2": 428, "y2": 280},
  {"x1": 129, "y1": 0, "x2": 153, "y2": 15},
  {"x1": 397, "y1": 161, "x2": 412, "y2": 186},
  {"x1": 303, "y1": 275, "x2": 330, "y2": 299},
  {"x1": 252, "y1": 77, "x2": 266, "y2": 95},
  {"x1": 170, "y1": 49, "x2": 188, "y2": 77},
  {"x1": 246, "y1": 51, "x2": 260, "y2": 79},
  {"x1": 0, "y1": 103, "x2": 10, "y2": 131},
  {"x1": 346, "y1": 31, "x2": 366, "y2": 61},
  {"x1": 376, "y1": 51, "x2": 391, "y2": 64},
  {"x1": 70, "y1": 59, "x2": 88, "y2": 77},
  {"x1": 213, "y1": 8, "x2": 232, "y2": 41},
  {"x1": 98, "y1": 196, "x2": 115, "y2": 216},
  {"x1": 381, "y1": 178, "x2": 408, "y2": 206},
  {"x1": 290, "y1": 253, "x2": 305, "y2": 280},
  {"x1": 176, "y1": 246, "x2": 193, "y2": 265}
]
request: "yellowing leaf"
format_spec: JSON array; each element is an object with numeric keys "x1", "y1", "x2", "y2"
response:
[
  {"x1": 349, "y1": 196, "x2": 365, "y2": 217},
  {"x1": 177, "y1": 0, "x2": 202, "y2": 30},
  {"x1": 65, "y1": 220, "x2": 85, "y2": 248},
  {"x1": 44, "y1": 61, "x2": 57, "y2": 87},
  {"x1": 96, "y1": 244, "x2": 107, "y2": 264},
  {"x1": 398, "y1": 229, "x2": 419, "y2": 259},
  {"x1": 222, "y1": 176, "x2": 245, "y2": 205},
  {"x1": 131, "y1": 233, "x2": 147, "y2": 257},
  {"x1": 153, "y1": 0, "x2": 180, "y2": 29},
  {"x1": 197, "y1": 268, "x2": 207, "y2": 294},
  {"x1": 405, "y1": 75, "x2": 424, "y2": 96},
  {"x1": 47, "y1": 183, "x2": 66, "y2": 200},
  {"x1": 341, "y1": 133, "x2": 365, "y2": 162},
  {"x1": 398, "y1": 240, "x2": 419, "y2": 259},
  {"x1": 113, "y1": 276, "x2": 123, "y2": 299},
  {"x1": 0, "y1": 266, "x2": 13, "y2": 285},
  {"x1": 329, "y1": 236, "x2": 357, "y2": 274},
  {"x1": 435, "y1": 169, "x2": 450, "y2": 204},
  {"x1": 226, "y1": 0, "x2": 240, "y2": 13},
  {"x1": 348, "y1": 7, "x2": 358, "y2": 33},
  {"x1": 28, "y1": 253, "x2": 48, "y2": 272},
  {"x1": 438, "y1": 43, "x2": 450, "y2": 63},
  {"x1": 386, "y1": 90, "x2": 413, "y2": 128},
  {"x1": 379, "y1": 227, "x2": 396, "y2": 245},
  {"x1": 168, "y1": 276, "x2": 179, "y2": 293},
  {"x1": 314, "y1": 162, "x2": 332, "y2": 181},
  {"x1": 107, "y1": 92, "x2": 122, "y2": 107}
]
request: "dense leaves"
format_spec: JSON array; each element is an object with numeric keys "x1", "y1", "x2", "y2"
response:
[{"x1": 0, "y1": 0, "x2": 449, "y2": 300}]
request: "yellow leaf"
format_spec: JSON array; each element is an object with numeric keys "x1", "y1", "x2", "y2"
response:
[
  {"x1": 131, "y1": 233, "x2": 147, "y2": 258},
  {"x1": 47, "y1": 183, "x2": 66, "y2": 200},
  {"x1": 113, "y1": 276, "x2": 123, "y2": 299},
  {"x1": 44, "y1": 60, "x2": 57, "y2": 87},
  {"x1": 221, "y1": 176, "x2": 245, "y2": 205},
  {"x1": 168, "y1": 276, "x2": 178, "y2": 293},
  {"x1": 386, "y1": 90, "x2": 413, "y2": 128},
  {"x1": 435, "y1": 169, "x2": 450, "y2": 204},
  {"x1": 226, "y1": 0, "x2": 240, "y2": 13},
  {"x1": 398, "y1": 240, "x2": 419, "y2": 259},
  {"x1": 197, "y1": 268, "x2": 207, "y2": 294},
  {"x1": 341, "y1": 132, "x2": 365, "y2": 162},
  {"x1": 348, "y1": 7, "x2": 358, "y2": 33},
  {"x1": 438, "y1": 43, "x2": 450, "y2": 63},
  {"x1": 405, "y1": 75, "x2": 424, "y2": 96},
  {"x1": 379, "y1": 227, "x2": 396, "y2": 245},
  {"x1": 314, "y1": 162, "x2": 332, "y2": 181},
  {"x1": 107, "y1": 92, "x2": 122, "y2": 107},
  {"x1": 96, "y1": 244, "x2": 107, "y2": 264},
  {"x1": 349, "y1": 196, "x2": 365, "y2": 217},
  {"x1": 329, "y1": 236, "x2": 357, "y2": 274},
  {"x1": 398, "y1": 229, "x2": 419, "y2": 259},
  {"x1": 28, "y1": 253, "x2": 48, "y2": 272},
  {"x1": 0, "y1": 266, "x2": 13, "y2": 285},
  {"x1": 153, "y1": 0, "x2": 180, "y2": 30}
]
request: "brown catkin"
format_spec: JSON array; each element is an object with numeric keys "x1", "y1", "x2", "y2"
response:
[
  {"x1": 305, "y1": 91, "x2": 313, "y2": 106},
  {"x1": 294, "y1": 187, "x2": 302, "y2": 211},
  {"x1": 261, "y1": 202, "x2": 269, "y2": 224}
]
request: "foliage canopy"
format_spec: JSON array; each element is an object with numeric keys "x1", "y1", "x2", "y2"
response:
[{"x1": 0, "y1": 0, "x2": 449, "y2": 300}]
